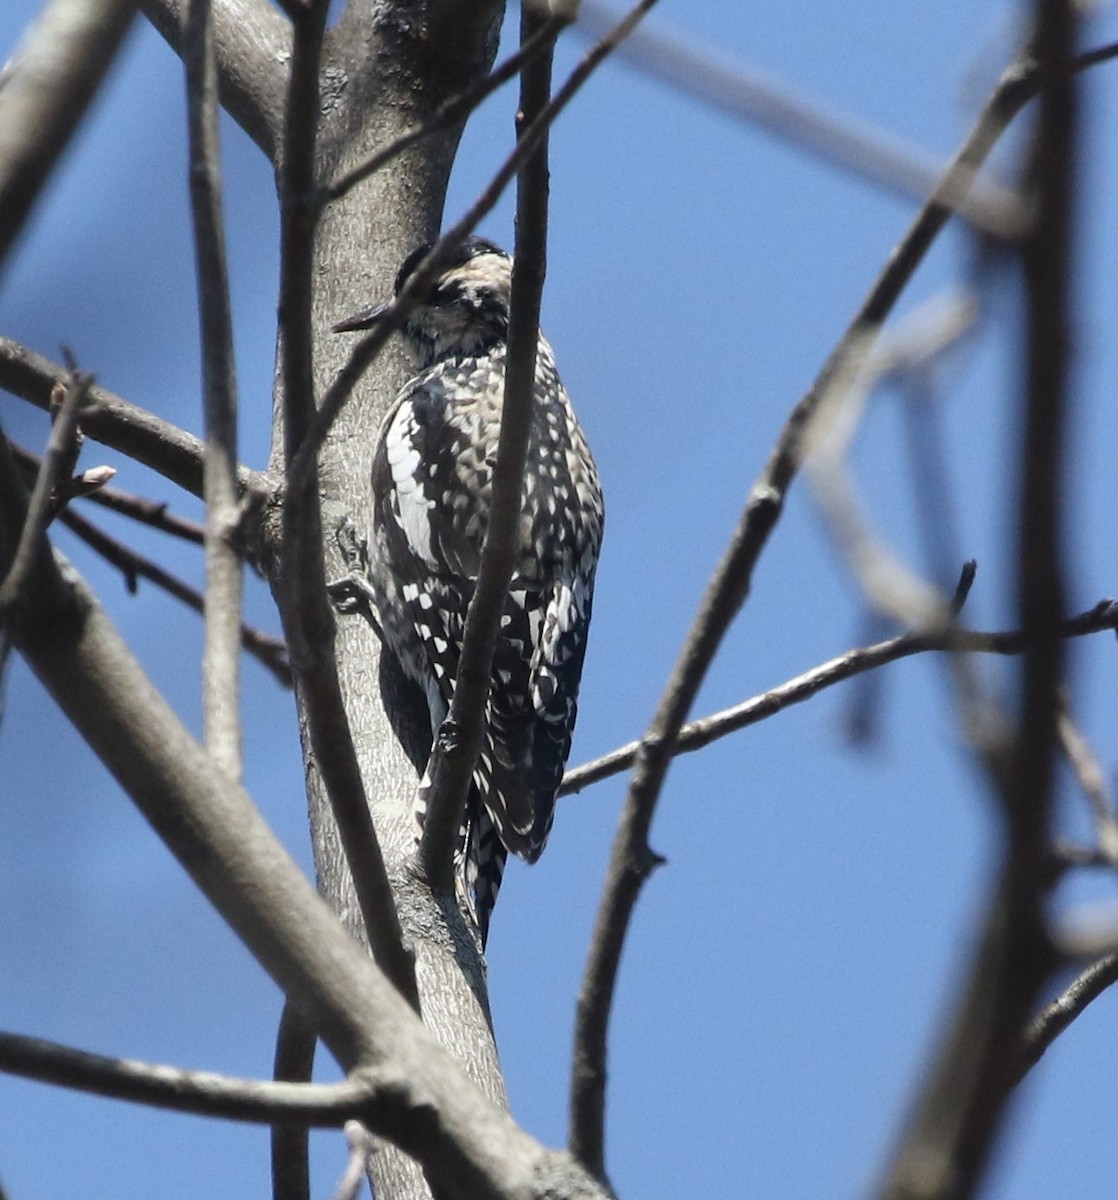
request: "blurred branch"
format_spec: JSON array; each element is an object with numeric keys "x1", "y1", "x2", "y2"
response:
[
  {"x1": 58, "y1": 504, "x2": 292, "y2": 687},
  {"x1": 334, "y1": 1121, "x2": 376, "y2": 1200},
  {"x1": 1014, "y1": 955, "x2": 1118, "y2": 1085},
  {"x1": 573, "y1": 1, "x2": 1025, "y2": 237},
  {"x1": 569, "y1": 29, "x2": 1079, "y2": 1184},
  {"x1": 0, "y1": 1029, "x2": 375, "y2": 1125},
  {"x1": 272, "y1": 1000, "x2": 317, "y2": 1200},
  {"x1": 275, "y1": 0, "x2": 418, "y2": 1009},
  {"x1": 418, "y1": 2, "x2": 556, "y2": 895},
  {"x1": 878, "y1": 1, "x2": 1079, "y2": 1194},
  {"x1": 294, "y1": 0, "x2": 660, "y2": 498},
  {"x1": 0, "y1": 337, "x2": 258, "y2": 499},
  {"x1": 1057, "y1": 697, "x2": 1118, "y2": 868},
  {"x1": 0, "y1": 0, "x2": 138, "y2": 271},
  {"x1": 561, "y1": 599, "x2": 1118, "y2": 796},
  {"x1": 139, "y1": 0, "x2": 289, "y2": 158},
  {"x1": 186, "y1": 0, "x2": 244, "y2": 776}
]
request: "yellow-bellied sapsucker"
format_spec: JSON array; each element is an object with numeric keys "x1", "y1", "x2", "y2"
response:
[{"x1": 335, "y1": 237, "x2": 603, "y2": 944}]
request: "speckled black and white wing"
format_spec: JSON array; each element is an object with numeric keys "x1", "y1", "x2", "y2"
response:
[{"x1": 370, "y1": 334, "x2": 602, "y2": 941}]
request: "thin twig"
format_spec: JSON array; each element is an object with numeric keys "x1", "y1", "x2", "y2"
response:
[
  {"x1": 0, "y1": 337, "x2": 253, "y2": 500},
  {"x1": 272, "y1": 1000, "x2": 317, "y2": 1200},
  {"x1": 275, "y1": 0, "x2": 418, "y2": 1008},
  {"x1": 57, "y1": 505, "x2": 292, "y2": 686},
  {"x1": 0, "y1": 0, "x2": 138, "y2": 271},
  {"x1": 289, "y1": 0, "x2": 662, "y2": 498},
  {"x1": 323, "y1": 10, "x2": 571, "y2": 205},
  {"x1": 417, "y1": 1, "x2": 556, "y2": 893},
  {"x1": 186, "y1": 0, "x2": 243, "y2": 776},
  {"x1": 0, "y1": 372, "x2": 88, "y2": 610},
  {"x1": 0, "y1": 1029, "x2": 375, "y2": 1125},
  {"x1": 1013, "y1": 955, "x2": 1118, "y2": 1085},
  {"x1": 569, "y1": 33, "x2": 1065, "y2": 1182},
  {"x1": 1057, "y1": 697, "x2": 1118, "y2": 867},
  {"x1": 560, "y1": 600, "x2": 1118, "y2": 796}
]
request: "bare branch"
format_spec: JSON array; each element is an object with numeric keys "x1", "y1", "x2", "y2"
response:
[
  {"x1": 185, "y1": 0, "x2": 244, "y2": 776},
  {"x1": 560, "y1": 600, "x2": 1118, "y2": 797},
  {"x1": 877, "y1": 1, "x2": 1079, "y2": 1194},
  {"x1": 0, "y1": 1029, "x2": 373, "y2": 1125},
  {"x1": 0, "y1": 0, "x2": 138, "y2": 271},
  {"x1": 418, "y1": 2, "x2": 557, "y2": 893},
  {"x1": 0, "y1": 337, "x2": 253, "y2": 499},
  {"x1": 569, "y1": 32, "x2": 1068, "y2": 1182},
  {"x1": 139, "y1": 0, "x2": 289, "y2": 159},
  {"x1": 273, "y1": 1000, "x2": 317, "y2": 1200},
  {"x1": 0, "y1": 372, "x2": 88, "y2": 610},
  {"x1": 57, "y1": 504, "x2": 292, "y2": 687},
  {"x1": 1057, "y1": 697, "x2": 1118, "y2": 868},
  {"x1": 275, "y1": 0, "x2": 418, "y2": 1008},
  {"x1": 1014, "y1": 955, "x2": 1118, "y2": 1085}
]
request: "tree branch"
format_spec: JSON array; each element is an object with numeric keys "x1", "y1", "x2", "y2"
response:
[
  {"x1": 185, "y1": 0, "x2": 244, "y2": 776},
  {"x1": 0, "y1": 1029, "x2": 373, "y2": 1125},
  {"x1": 0, "y1": 337, "x2": 255, "y2": 499},
  {"x1": 560, "y1": 600, "x2": 1118, "y2": 797},
  {"x1": 877, "y1": 1, "x2": 1079, "y2": 1193},
  {"x1": 275, "y1": 0, "x2": 418, "y2": 1008},
  {"x1": 1013, "y1": 955, "x2": 1118, "y2": 1085},
  {"x1": 272, "y1": 999, "x2": 317, "y2": 1200},
  {"x1": 57, "y1": 504, "x2": 292, "y2": 687},
  {"x1": 0, "y1": 373, "x2": 88, "y2": 610},
  {"x1": 139, "y1": 0, "x2": 289, "y2": 159},
  {"x1": 0, "y1": 0, "x2": 138, "y2": 272},
  {"x1": 568, "y1": 31, "x2": 1068, "y2": 1182},
  {"x1": 417, "y1": 1, "x2": 556, "y2": 894}
]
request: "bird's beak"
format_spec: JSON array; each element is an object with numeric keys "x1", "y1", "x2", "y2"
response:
[{"x1": 332, "y1": 302, "x2": 388, "y2": 334}]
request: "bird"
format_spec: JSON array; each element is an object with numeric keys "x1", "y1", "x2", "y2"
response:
[{"x1": 334, "y1": 236, "x2": 604, "y2": 944}]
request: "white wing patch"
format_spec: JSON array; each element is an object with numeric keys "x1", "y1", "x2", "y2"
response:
[{"x1": 386, "y1": 406, "x2": 438, "y2": 568}]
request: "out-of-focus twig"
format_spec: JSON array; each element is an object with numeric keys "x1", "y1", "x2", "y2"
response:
[
  {"x1": 877, "y1": 1, "x2": 1079, "y2": 1194},
  {"x1": 272, "y1": 1000, "x2": 316, "y2": 1200},
  {"x1": 0, "y1": 0, "x2": 138, "y2": 271},
  {"x1": 1057, "y1": 698, "x2": 1118, "y2": 867},
  {"x1": 573, "y1": 0, "x2": 1026, "y2": 237}
]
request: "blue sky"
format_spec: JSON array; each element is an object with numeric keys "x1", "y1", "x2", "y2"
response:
[{"x1": 3, "y1": 1, "x2": 1118, "y2": 1197}]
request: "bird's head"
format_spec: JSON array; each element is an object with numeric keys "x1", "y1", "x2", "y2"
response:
[{"x1": 334, "y1": 237, "x2": 512, "y2": 367}]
